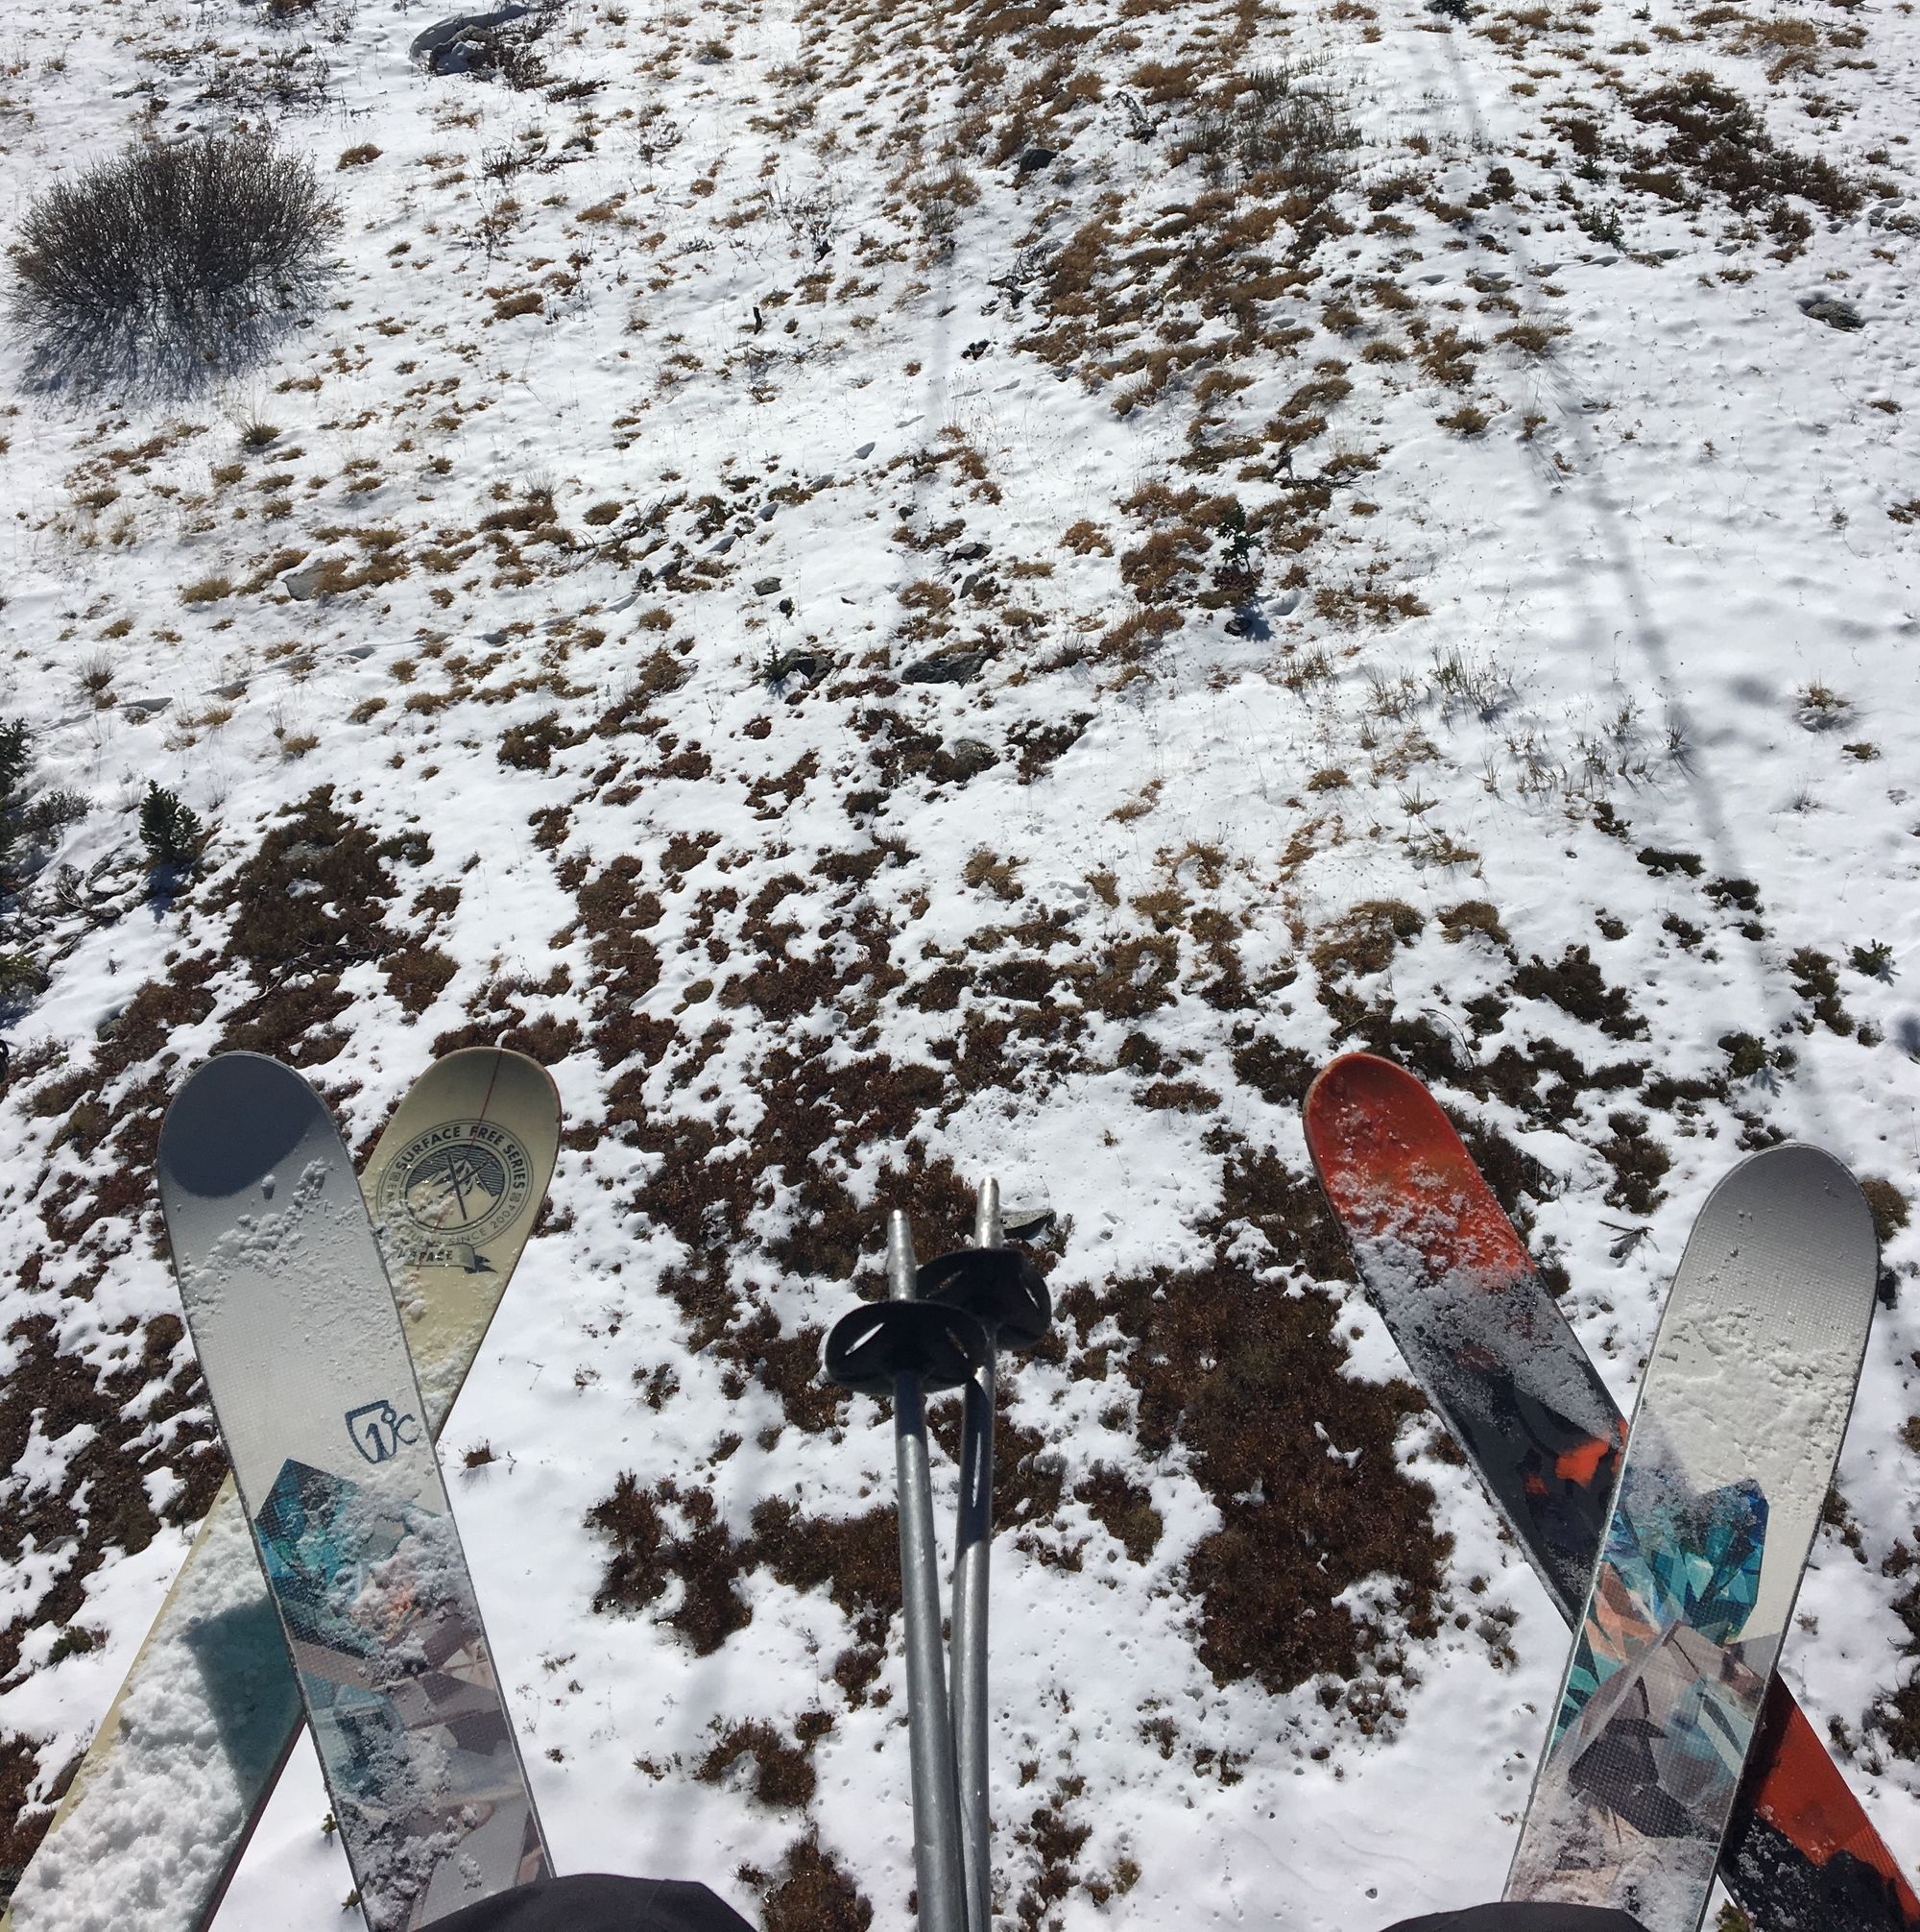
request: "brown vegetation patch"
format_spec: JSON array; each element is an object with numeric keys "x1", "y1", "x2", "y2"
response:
[
  {"x1": 696, "y1": 1722, "x2": 817, "y2": 1808},
  {"x1": 1109, "y1": 1245, "x2": 1443, "y2": 1694},
  {"x1": 1309, "y1": 900, "x2": 1423, "y2": 981},
  {"x1": 1511, "y1": 945, "x2": 1647, "y2": 1040},
  {"x1": 756, "y1": 1833, "x2": 873, "y2": 1932},
  {"x1": 1073, "y1": 1464, "x2": 1163, "y2": 1562},
  {"x1": 1625, "y1": 72, "x2": 1861, "y2": 256}
]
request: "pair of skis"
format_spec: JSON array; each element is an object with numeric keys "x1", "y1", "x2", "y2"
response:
[
  {"x1": 4, "y1": 1050, "x2": 561, "y2": 1932},
  {"x1": 1306, "y1": 1052, "x2": 1917, "y2": 1932}
]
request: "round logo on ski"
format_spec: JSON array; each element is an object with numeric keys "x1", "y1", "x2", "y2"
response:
[{"x1": 374, "y1": 1118, "x2": 537, "y2": 1270}]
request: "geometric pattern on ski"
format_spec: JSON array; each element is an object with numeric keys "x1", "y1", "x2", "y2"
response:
[
  {"x1": 1504, "y1": 1144, "x2": 1879, "y2": 1932},
  {"x1": 5, "y1": 1050, "x2": 558, "y2": 1932},
  {"x1": 1303, "y1": 1052, "x2": 1918, "y2": 1932},
  {"x1": 2, "y1": 1051, "x2": 558, "y2": 1932},
  {"x1": 155, "y1": 1053, "x2": 551, "y2": 1930}
]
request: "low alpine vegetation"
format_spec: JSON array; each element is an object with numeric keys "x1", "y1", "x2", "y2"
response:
[{"x1": 9, "y1": 130, "x2": 341, "y2": 383}]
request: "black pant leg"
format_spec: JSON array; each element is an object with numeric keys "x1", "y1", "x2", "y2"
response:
[
  {"x1": 1380, "y1": 1905, "x2": 1649, "y2": 1932},
  {"x1": 428, "y1": 1873, "x2": 756, "y2": 1932}
]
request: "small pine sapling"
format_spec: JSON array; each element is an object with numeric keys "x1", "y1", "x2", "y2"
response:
[
  {"x1": 1850, "y1": 940, "x2": 1896, "y2": 981},
  {"x1": 140, "y1": 783, "x2": 205, "y2": 872},
  {"x1": 1209, "y1": 502, "x2": 1265, "y2": 608}
]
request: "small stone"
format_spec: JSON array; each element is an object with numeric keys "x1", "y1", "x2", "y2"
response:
[
  {"x1": 754, "y1": 576, "x2": 783, "y2": 595},
  {"x1": 280, "y1": 560, "x2": 330, "y2": 601},
  {"x1": 1017, "y1": 147, "x2": 1056, "y2": 173},
  {"x1": 767, "y1": 649, "x2": 829, "y2": 686},
  {"x1": 853, "y1": 441, "x2": 875, "y2": 459},
  {"x1": 120, "y1": 698, "x2": 170, "y2": 720},
  {"x1": 1800, "y1": 295, "x2": 1864, "y2": 331},
  {"x1": 947, "y1": 737, "x2": 997, "y2": 777},
  {"x1": 902, "y1": 648, "x2": 988, "y2": 686},
  {"x1": 950, "y1": 540, "x2": 989, "y2": 563}
]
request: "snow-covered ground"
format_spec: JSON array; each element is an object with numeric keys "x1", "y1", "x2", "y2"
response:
[{"x1": 1, "y1": 0, "x2": 1917, "y2": 1921}]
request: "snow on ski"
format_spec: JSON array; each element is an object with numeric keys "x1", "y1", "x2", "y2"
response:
[
  {"x1": 156, "y1": 1051, "x2": 550, "y2": 1929},
  {"x1": 4, "y1": 1051, "x2": 559, "y2": 1932},
  {"x1": 1304, "y1": 1052, "x2": 1919, "y2": 1932},
  {"x1": 1505, "y1": 1145, "x2": 1878, "y2": 1932}
]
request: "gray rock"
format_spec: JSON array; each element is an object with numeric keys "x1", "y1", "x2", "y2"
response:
[
  {"x1": 764, "y1": 649, "x2": 830, "y2": 688},
  {"x1": 950, "y1": 540, "x2": 990, "y2": 563},
  {"x1": 903, "y1": 648, "x2": 988, "y2": 686},
  {"x1": 280, "y1": 559, "x2": 331, "y2": 601},
  {"x1": 1017, "y1": 146, "x2": 1056, "y2": 173},
  {"x1": 1800, "y1": 295, "x2": 1864, "y2": 331},
  {"x1": 120, "y1": 698, "x2": 170, "y2": 720},
  {"x1": 947, "y1": 737, "x2": 998, "y2": 777},
  {"x1": 753, "y1": 575, "x2": 783, "y2": 595},
  {"x1": 853, "y1": 441, "x2": 875, "y2": 459},
  {"x1": 409, "y1": 5, "x2": 529, "y2": 73}
]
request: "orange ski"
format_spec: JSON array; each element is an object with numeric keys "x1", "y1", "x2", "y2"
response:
[{"x1": 1304, "y1": 1051, "x2": 1918, "y2": 1932}]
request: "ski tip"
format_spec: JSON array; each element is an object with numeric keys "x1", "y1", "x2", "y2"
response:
[
  {"x1": 437, "y1": 1042, "x2": 563, "y2": 1094},
  {"x1": 1302, "y1": 1052, "x2": 1456, "y2": 1180},
  {"x1": 157, "y1": 1053, "x2": 325, "y2": 1201},
  {"x1": 1693, "y1": 1141, "x2": 1880, "y2": 1289},
  {"x1": 1302, "y1": 1051, "x2": 1418, "y2": 1130}
]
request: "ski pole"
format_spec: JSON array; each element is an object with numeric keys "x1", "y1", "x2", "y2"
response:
[
  {"x1": 948, "y1": 1181, "x2": 1000, "y2": 1932},
  {"x1": 824, "y1": 1211, "x2": 984, "y2": 1932},
  {"x1": 924, "y1": 1181, "x2": 1052, "y2": 1932}
]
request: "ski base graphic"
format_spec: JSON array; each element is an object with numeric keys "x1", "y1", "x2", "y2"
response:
[
  {"x1": 256, "y1": 1459, "x2": 547, "y2": 1924},
  {"x1": 4, "y1": 1052, "x2": 557, "y2": 1932},
  {"x1": 150, "y1": 1052, "x2": 552, "y2": 1930},
  {"x1": 1505, "y1": 1145, "x2": 1878, "y2": 1932},
  {"x1": 1304, "y1": 1053, "x2": 1917, "y2": 1932}
]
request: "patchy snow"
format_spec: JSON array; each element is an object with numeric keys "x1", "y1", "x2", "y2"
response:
[{"x1": 1, "y1": 0, "x2": 1918, "y2": 1920}]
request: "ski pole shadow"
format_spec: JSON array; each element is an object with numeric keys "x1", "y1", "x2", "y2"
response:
[{"x1": 1396, "y1": 13, "x2": 1833, "y2": 1135}]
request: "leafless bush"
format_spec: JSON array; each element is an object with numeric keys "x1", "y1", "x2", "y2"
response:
[
  {"x1": 1175, "y1": 65, "x2": 1356, "y2": 193},
  {"x1": 9, "y1": 131, "x2": 341, "y2": 386},
  {"x1": 770, "y1": 179, "x2": 839, "y2": 260}
]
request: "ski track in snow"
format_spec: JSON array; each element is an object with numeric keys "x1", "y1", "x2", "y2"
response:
[{"x1": 0, "y1": 0, "x2": 1916, "y2": 1921}]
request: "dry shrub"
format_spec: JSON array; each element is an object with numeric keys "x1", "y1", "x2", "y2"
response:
[
  {"x1": 1626, "y1": 72, "x2": 1860, "y2": 254},
  {"x1": 10, "y1": 131, "x2": 340, "y2": 378},
  {"x1": 1172, "y1": 64, "x2": 1357, "y2": 194}
]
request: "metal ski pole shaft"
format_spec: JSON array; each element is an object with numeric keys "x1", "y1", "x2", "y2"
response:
[
  {"x1": 888, "y1": 1213, "x2": 970, "y2": 1932},
  {"x1": 825, "y1": 1217, "x2": 989, "y2": 1930},
  {"x1": 949, "y1": 1179, "x2": 1002, "y2": 1932}
]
